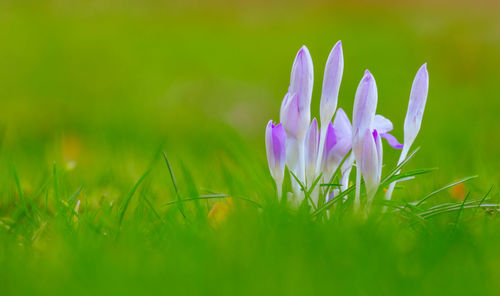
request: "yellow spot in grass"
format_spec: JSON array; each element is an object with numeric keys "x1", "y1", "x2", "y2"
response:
[
  {"x1": 208, "y1": 199, "x2": 233, "y2": 227},
  {"x1": 62, "y1": 134, "x2": 82, "y2": 171},
  {"x1": 450, "y1": 181, "x2": 467, "y2": 201}
]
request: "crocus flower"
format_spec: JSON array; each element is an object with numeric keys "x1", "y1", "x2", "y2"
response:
[
  {"x1": 280, "y1": 92, "x2": 305, "y2": 140},
  {"x1": 321, "y1": 108, "x2": 352, "y2": 182},
  {"x1": 320, "y1": 41, "x2": 344, "y2": 127},
  {"x1": 352, "y1": 70, "x2": 378, "y2": 161},
  {"x1": 321, "y1": 109, "x2": 353, "y2": 204},
  {"x1": 317, "y1": 41, "x2": 344, "y2": 175},
  {"x1": 279, "y1": 92, "x2": 303, "y2": 176},
  {"x1": 374, "y1": 115, "x2": 403, "y2": 149},
  {"x1": 360, "y1": 129, "x2": 383, "y2": 210},
  {"x1": 385, "y1": 63, "x2": 429, "y2": 202},
  {"x1": 326, "y1": 155, "x2": 354, "y2": 203},
  {"x1": 352, "y1": 70, "x2": 378, "y2": 211},
  {"x1": 278, "y1": 46, "x2": 314, "y2": 192},
  {"x1": 265, "y1": 120, "x2": 287, "y2": 198},
  {"x1": 304, "y1": 118, "x2": 319, "y2": 183},
  {"x1": 289, "y1": 46, "x2": 314, "y2": 133},
  {"x1": 403, "y1": 63, "x2": 429, "y2": 151}
]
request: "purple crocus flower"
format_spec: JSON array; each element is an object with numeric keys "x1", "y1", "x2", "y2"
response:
[
  {"x1": 360, "y1": 129, "x2": 383, "y2": 210},
  {"x1": 320, "y1": 108, "x2": 352, "y2": 182},
  {"x1": 280, "y1": 92, "x2": 304, "y2": 139},
  {"x1": 352, "y1": 70, "x2": 378, "y2": 211},
  {"x1": 385, "y1": 63, "x2": 429, "y2": 202},
  {"x1": 352, "y1": 70, "x2": 378, "y2": 160},
  {"x1": 304, "y1": 118, "x2": 319, "y2": 183},
  {"x1": 320, "y1": 122, "x2": 337, "y2": 179},
  {"x1": 265, "y1": 120, "x2": 287, "y2": 198},
  {"x1": 277, "y1": 46, "x2": 314, "y2": 195},
  {"x1": 317, "y1": 41, "x2": 344, "y2": 176},
  {"x1": 289, "y1": 46, "x2": 314, "y2": 139},
  {"x1": 374, "y1": 114, "x2": 403, "y2": 149},
  {"x1": 320, "y1": 41, "x2": 344, "y2": 127},
  {"x1": 403, "y1": 63, "x2": 429, "y2": 150}
]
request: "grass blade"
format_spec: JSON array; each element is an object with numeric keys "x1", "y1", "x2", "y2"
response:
[
  {"x1": 415, "y1": 175, "x2": 478, "y2": 207},
  {"x1": 118, "y1": 170, "x2": 151, "y2": 226},
  {"x1": 381, "y1": 147, "x2": 420, "y2": 185},
  {"x1": 13, "y1": 166, "x2": 35, "y2": 225},
  {"x1": 290, "y1": 171, "x2": 317, "y2": 211},
  {"x1": 163, "y1": 152, "x2": 186, "y2": 219},
  {"x1": 163, "y1": 194, "x2": 262, "y2": 208},
  {"x1": 68, "y1": 184, "x2": 84, "y2": 205}
]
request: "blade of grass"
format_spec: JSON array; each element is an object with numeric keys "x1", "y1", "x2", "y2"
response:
[
  {"x1": 68, "y1": 184, "x2": 84, "y2": 205},
  {"x1": 118, "y1": 169, "x2": 151, "y2": 226},
  {"x1": 163, "y1": 194, "x2": 262, "y2": 208},
  {"x1": 313, "y1": 183, "x2": 357, "y2": 216},
  {"x1": 53, "y1": 162, "x2": 60, "y2": 203},
  {"x1": 381, "y1": 168, "x2": 436, "y2": 187},
  {"x1": 141, "y1": 193, "x2": 163, "y2": 223},
  {"x1": 163, "y1": 152, "x2": 186, "y2": 219},
  {"x1": 290, "y1": 171, "x2": 317, "y2": 211},
  {"x1": 307, "y1": 173, "x2": 323, "y2": 196},
  {"x1": 381, "y1": 147, "x2": 421, "y2": 185},
  {"x1": 420, "y1": 204, "x2": 499, "y2": 219},
  {"x1": 415, "y1": 175, "x2": 478, "y2": 207},
  {"x1": 454, "y1": 192, "x2": 470, "y2": 230},
  {"x1": 478, "y1": 185, "x2": 493, "y2": 207},
  {"x1": 13, "y1": 166, "x2": 35, "y2": 225}
]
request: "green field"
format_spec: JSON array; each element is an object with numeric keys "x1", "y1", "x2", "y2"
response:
[{"x1": 1, "y1": 1, "x2": 500, "y2": 295}]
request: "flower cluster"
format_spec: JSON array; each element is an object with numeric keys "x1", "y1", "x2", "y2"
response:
[{"x1": 265, "y1": 41, "x2": 429, "y2": 212}]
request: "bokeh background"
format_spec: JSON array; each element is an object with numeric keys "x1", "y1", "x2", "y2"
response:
[
  {"x1": 1, "y1": 0, "x2": 500, "y2": 295},
  {"x1": 1, "y1": 0, "x2": 499, "y2": 198}
]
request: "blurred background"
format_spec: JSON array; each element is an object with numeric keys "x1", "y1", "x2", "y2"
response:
[
  {"x1": 0, "y1": 0, "x2": 499, "y2": 203},
  {"x1": 2, "y1": 1, "x2": 500, "y2": 295}
]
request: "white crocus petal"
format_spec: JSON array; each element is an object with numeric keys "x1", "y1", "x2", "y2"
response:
[
  {"x1": 373, "y1": 114, "x2": 393, "y2": 134},
  {"x1": 403, "y1": 63, "x2": 429, "y2": 149},
  {"x1": 360, "y1": 129, "x2": 383, "y2": 215},
  {"x1": 304, "y1": 118, "x2": 319, "y2": 183},
  {"x1": 352, "y1": 70, "x2": 378, "y2": 162},
  {"x1": 360, "y1": 129, "x2": 380, "y2": 198},
  {"x1": 332, "y1": 108, "x2": 352, "y2": 153},
  {"x1": 320, "y1": 40, "x2": 344, "y2": 127},
  {"x1": 289, "y1": 46, "x2": 314, "y2": 140},
  {"x1": 384, "y1": 63, "x2": 430, "y2": 203}
]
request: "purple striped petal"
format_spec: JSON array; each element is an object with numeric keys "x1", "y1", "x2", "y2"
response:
[
  {"x1": 380, "y1": 133, "x2": 403, "y2": 149},
  {"x1": 320, "y1": 115, "x2": 353, "y2": 180},
  {"x1": 265, "y1": 120, "x2": 286, "y2": 182},
  {"x1": 373, "y1": 129, "x2": 383, "y2": 175},
  {"x1": 290, "y1": 46, "x2": 314, "y2": 115},
  {"x1": 304, "y1": 118, "x2": 319, "y2": 180},
  {"x1": 273, "y1": 123, "x2": 287, "y2": 166},
  {"x1": 320, "y1": 41, "x2": 344, "y2": 126},
  {"x1": 323, "y1": 122, "x2": 337, "y2": 158},
  {"x1": 352, "y1": 70, "x2": 378, "y2": 161}
]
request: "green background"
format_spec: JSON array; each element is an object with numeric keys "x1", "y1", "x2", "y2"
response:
[{"x1": 0, "y1": 1, "x2": 499, "y2": 295}]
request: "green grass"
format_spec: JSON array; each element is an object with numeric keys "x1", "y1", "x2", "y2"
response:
[{"x1": 1, "y1": 1, "x2": 500, "y2": 295}]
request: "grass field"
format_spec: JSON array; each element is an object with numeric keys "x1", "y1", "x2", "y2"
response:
[{"x1": 1, "y1": 1, "x2": 500, "y2": 295}]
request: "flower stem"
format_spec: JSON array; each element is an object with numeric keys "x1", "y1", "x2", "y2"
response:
[
  {"x1": 276, "y1": 179, "x2": 283, "y2": 202},
  {"x1": 354, "y1": 167, "x2": 361, "y2": 213},
  {"x1": 384, "y1": 145, "x2": 409, "y2": 201},
  {"x1": 316, "y1": 126, "x2": 328, "y2": 175}
]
